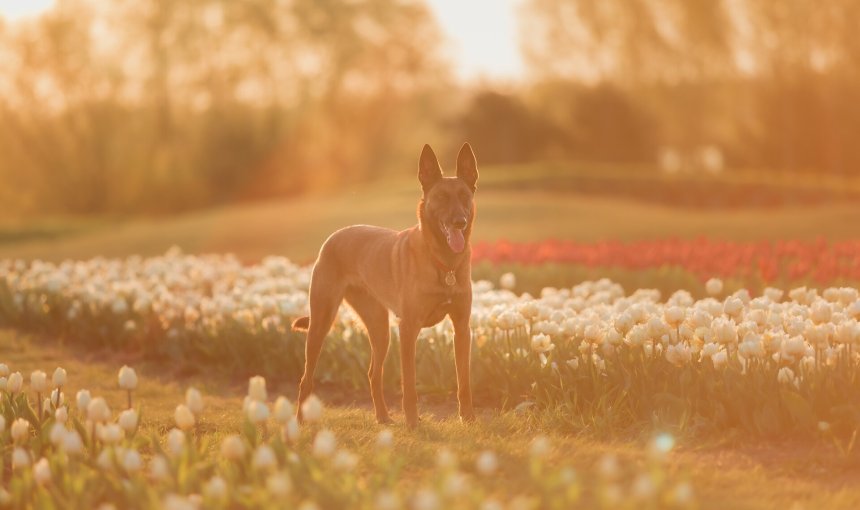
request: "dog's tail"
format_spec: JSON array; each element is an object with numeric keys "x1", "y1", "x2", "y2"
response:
[{"x1": 292, "y1": 316, "x2": 310, "y2": 331}]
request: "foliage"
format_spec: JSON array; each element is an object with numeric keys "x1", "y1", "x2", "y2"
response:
[
  {"x1": 3, "y1": 250, "x2": 860, "y2": 442},
  {"x1": 0, "y1": 365, "x2": 694, "y2": 509}
]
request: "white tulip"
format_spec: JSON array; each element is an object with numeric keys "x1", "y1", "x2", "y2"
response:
[
  {"x1": 705, "y1": 278, "x2": 723, "y2": 296},
  {"x1": 204, "y1": 476, "x2": 228, "y2": 500},
  {"x1": 312, "y1": 429, "x2": 337, "y2": 458},
  {"x1": 247, "y1": 401, "x2": 269, "y2": 424},
  {"x1": 118, "y1": 409, "x2": 139, "y2": 433},
  {"x1": 266, "y1": 472, "x2": 292, "y2": 496},
  {"x1": 30, "y1": 370, "x2": 47, "y2": 393},
  {"x1": 7, "y1": 372, "x2": 23, "y2": 393},
  {"x1": 11, "y1": 418, "x2": 29, "y2": 443},
  {"x1": 499, "y1": 272, "x2": 516, "y2": 290},
  {"x1": 122, "y1": 449, "x2": 143, "y2": 473},
  {"x1": 530, "y1": 435, "x2": 551, "y2": 458},
  {"x1": 52, "y1": 367, "x2": 67, "y2": 387},
  {"x1": 0, "y1": 377, "x2": 6, "y2": 391},
  {"x1": 33, "y1": 458, "x2": 51, "y2": 485},
  {"x1": 166, "y1": 428, "x2": 186, "y2": 457},
  {"x1": 118, "y1": 365, "x2": 138, "y2": 390},
  {"x1": 76, "y1": 389, "x2": 92, "y2": 413},
  {"x1": 711, "y1": 350, "x2": 728, "y2": 369},
  {"x1": 248, "y1": 376, "x2": 267, "y2": 402},
  {"x1": 332, "y1": 449, "x2": 358, "y2": 471},
  {"x1": 49, "y1": 423, "x2": 67, "y2": 445},
  {"x1": 98, "y1": 423, "x2": 123, "y2": 444},
  {"x1": 174, "y1": 404, "x2": 196, "y2": 431},
  {"x1": 12, "y1": 447, "x2": 30, "y2": 470},
  {"x1": 475, "y1": 451, "x2": 498, "y2": 475},
  {"x1": 376, "y1": 428, "x2": 394, "y2": 450},
  {"x1": 252, "y1": 444, "x2": 277, "y2": 471},
  {"x1": 62, "y1": 430, "x2": 84, "y2": 455},
  {"x1": 272, "y1": 396, "x2": 294, "y2": 424},
  {"x1": 149, "y1": 456, "x2": 171, "y2": 481},
  {"x1": 220, "y1": 435, "x2": 246, "y2": 461},
  {"x1": 87, "y1": 397, "x2": 111, "y2": 422},
  {"x1": 0, "y1": 363, "x2": 8, "y2": 377},
  {"x1": 185, "y1": 387, "x2": 203, "y2": 415},
  {"x1": 301, "y1": 395, "x2": 324, "y2": 422},
  {"x1": 284, "y1": 418, "x2": 300, "y2": 443}
]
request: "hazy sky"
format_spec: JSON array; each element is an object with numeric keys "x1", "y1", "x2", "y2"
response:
[
  {"x1": 0, "y1": 0, "x2": 525, "y2": 82},
  {"x1": 425, "y1": 0, "x2": 525, "y2": 82}
]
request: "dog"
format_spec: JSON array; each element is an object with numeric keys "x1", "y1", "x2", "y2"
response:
[{"x1": 292, "y1": 143, "x2": 479, "y2": 428}]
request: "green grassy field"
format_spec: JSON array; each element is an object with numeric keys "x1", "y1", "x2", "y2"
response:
[
  {"x1": 4, "y1": 328, "x2": 860, "y2": 509},
  {"x1": 1, "y1": 164, "x2": 859, "y2": 264}
]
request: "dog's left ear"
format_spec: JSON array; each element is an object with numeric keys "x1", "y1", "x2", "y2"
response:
[{"x1": 456, "y1": 142, "x2": 478, "y2": 192}]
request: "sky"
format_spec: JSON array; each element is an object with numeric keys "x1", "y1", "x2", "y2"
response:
[
  {"x1": 0, "y1": 0, "x2": 525, "y2": 82},
  {"x1": 424, "y1": 0, "x2": 525, "y2": 82}
]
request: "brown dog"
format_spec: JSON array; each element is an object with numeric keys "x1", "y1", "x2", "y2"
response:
[{"x1": 292, "y1": 143, "x2": 478, "y2": 427}]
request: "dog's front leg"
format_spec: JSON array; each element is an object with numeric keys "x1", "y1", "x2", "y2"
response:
[
  {"x1": 451, "y1": 310, "x2": 476, "y2": 422},
  {"x1": 398, "y1": 320, "x2": 421, "y2": 428}
]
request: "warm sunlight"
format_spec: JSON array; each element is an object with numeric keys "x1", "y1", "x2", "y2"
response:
[
  {"x1": 0, "y1": 0, "x2": 53, "y2": 21},
  {"x1": 425, "y1": 0, "x2": 525, "y2": 82},
  {"x1": 2, "y1": 1, "x2": 860, "y2": 508}
]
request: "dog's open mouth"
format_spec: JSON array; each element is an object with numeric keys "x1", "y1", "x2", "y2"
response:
[{"x1": 441, "y1": 222, "x2": 465, "y2": 253}]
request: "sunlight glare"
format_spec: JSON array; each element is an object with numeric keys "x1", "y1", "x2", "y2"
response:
[
  {"x1": 425, "y1": 0, "x2": 525, "y2": 82},
  {"x1": 0, "y1": 0, "x2": 54, "y2": 21}
]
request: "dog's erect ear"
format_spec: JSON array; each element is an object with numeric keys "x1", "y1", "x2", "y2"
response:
[
  {"x1": 418, "y1": 144, "x2": 443, "y2": 192},
  {"x1": 456, "y1": 142, "x2": 478, "y2": 191}
]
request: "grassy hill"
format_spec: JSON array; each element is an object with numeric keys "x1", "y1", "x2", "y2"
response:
[{"x1": 1, "y1": 163, "x2": 859, "y2": 264}]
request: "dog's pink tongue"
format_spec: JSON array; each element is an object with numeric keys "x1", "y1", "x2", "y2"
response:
[{"x1": 447, "y1": 229, "x2": 465, "y2": 253}]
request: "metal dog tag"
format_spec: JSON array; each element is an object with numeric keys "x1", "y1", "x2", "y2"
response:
[{"x1": 444, "y1": 271, "x2": 456, "y2": 286}]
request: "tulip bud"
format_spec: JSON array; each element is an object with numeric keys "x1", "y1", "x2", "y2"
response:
[
  {"x1": 273, "y1": 396, "x2": 294, "y2": 424},
  {"x1": 476, "y1": 451, "x2": 498, "y2": 475},
  {"x1": 166, "y1": 428, "x2": 185, "y2": 457},
  {"x1": 32, "y1": 458, "x2": 51, "y2": 485},
  {"x1": 312, "y1": 429, "x2": 337, "y2": 458},
  {"x1": 185, "y1": 388, "x2": 204, "y2": 415},
  {"x1": 220, "y1": 435, "x2": 246, "y2": 461},
  {"x1": 52, "y1": 367, "x2": 67, "y2": 387},
  {"x1": 12, "y1": 448, "x2": 30, "y2": 470},
  {"x1": 174, "y1": 404, "x2": 196, "y2": 431},
  {"x1": 248, "y1": 376, "x2": 267, "y2": 402},
  {"x1": 7, "y1": 372, "x2": 23, "y2": 393},
  {"x1": 118, "y1": 409, "x2": 139, "y2": 434},
  {"x1": 118, "y1": 366, "x2": 138, "y2": 390},
  {"x1": 87, "y1": 397, "x2": 111, "y2": 423},
  {"x1": 247, "y1": 401, "x2": 269, "y2": 424},
  {"x1": 76, "y1": 389, "x2": 91, "y2": 413},
  {"x1": 30, "y1": 370, "x2": 47, "y2": 393},
  {"x1": 252, "y1": 445, "x2": 277, "y2": 471},
  {"x1": 11, "y1": 418, "x2": 30, "y2": 443}
]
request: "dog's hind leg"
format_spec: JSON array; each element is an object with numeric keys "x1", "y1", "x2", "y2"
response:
[
  {"x1": 296, "y1": 262, "x2": 344, "y2": 422},
  {"x1": 345, "y1": 286, "x2": 392, "y2": 424}
]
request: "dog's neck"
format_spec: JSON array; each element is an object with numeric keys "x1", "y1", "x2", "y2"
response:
[{"x1": 417, "y1": 199, "x2": 470, "y2": 271}]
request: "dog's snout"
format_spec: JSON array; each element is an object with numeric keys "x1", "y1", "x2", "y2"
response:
[{"x1": 452, "y1": 216, "x2": 467, "y2": 230}]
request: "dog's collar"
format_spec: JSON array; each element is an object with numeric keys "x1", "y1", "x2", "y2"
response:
[{"x1": 429, "y1": 251, "x2": 460, "y2": 287}]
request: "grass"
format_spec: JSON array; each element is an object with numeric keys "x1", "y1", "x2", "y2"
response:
[
  {"x1": 2, "y1": 163, "x2": 860, "y2": 264},
  {"x1": 4, "y1": 328, "x2": 860, "y2": 509}
]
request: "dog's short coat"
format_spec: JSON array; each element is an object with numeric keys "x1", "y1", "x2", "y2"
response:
[{"x1": 292, "y1": 143, "x2": 478, "y2": 427}]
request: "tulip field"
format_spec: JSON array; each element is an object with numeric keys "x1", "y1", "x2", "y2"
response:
[{"x1": 3, "y1": 245, "x2": 860, "y2": 508}]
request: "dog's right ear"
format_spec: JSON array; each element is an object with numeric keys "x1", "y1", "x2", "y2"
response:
[{"x1": 418, "y1": 144, "x2": 443, "y2": 192}]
